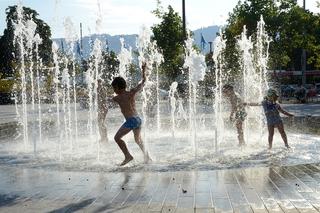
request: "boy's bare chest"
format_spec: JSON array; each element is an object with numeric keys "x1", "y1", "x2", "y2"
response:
[{"x1": 116, "y1": 94, "x2": 134, "y2": 106}]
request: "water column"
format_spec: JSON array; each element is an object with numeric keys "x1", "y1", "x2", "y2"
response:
[
  {"x1": 64, "y1": 18, "x2": 78, "y2": 148},
  {"x1": 24, "y1": 19, "x2": 37, "y2": 113},
  {"x1": 150, "y1": 41, "x2": 164, "y2": 134},
  {"x1": 137, "y1": 26, "x2": 153, "y2": 144},
  {"x1": 61, "y1": 65, "x2": 71, "y2": 147},
  {"x1": 118, "y1": 37, "x2": 132, "y2": 81},
  {"x1": 212, "y1": 32, "x2": 227, "y2": 152},
  {"x1": 25, "y1": 17, "x2": 42, "y2": 152},
  {"x1": 85, "y1": 2, "x2": 111, "y2": 160},
  {"x1": 34, "y1": 35, "x2": 42, "y2": 147},
  {"x1": 71, "y1": 41, "x2": 78, "y2": 145},
  {"x1": 92, "y1": 0, "x2": 104, "y2": 158},
  {"x1": 14, "y1": 4, "x2": 41, "y2": 150},
  {"x1": 255, "y1": 16, "x2": 270, "y2": 138},
  {"x1": 93, "y1": 39, "x2": 102, "y2": 140},
  {"x1": 256, "y1": 16, "x2": 270, "y2": 94},
  {"x1": 84, "y1": 38, "x2": 93, "y2": 139},
  {"x1": 184, "y1": 35, "x2": 206, "y2": 157},
  {"x1": 238, "y1": 17, "x2": 270, "y2": 144},
  {"x1": 85, "y1": 39, "x2": 102, "y2": 156},
  {"x1": 61, "y1": 20, "x2": 73, "y2": 150},
  {"x1": 66, "y1": 58, "x2": 72, "y2": 149},
  {"x1": 52, "y1": 42, "x2": 62, "y2": 159},
  {"x1": 86, "y1": 65, "x2": 94, "y2": 139},
  {"x1": 238, "y1": 26, "x2": 255, "y2": 145},
  {"x1": 13, "y1": 4, "x2": 28, "y2": 148},
  {"x1": 169, "y1": 82, "x2": 178, "y2": 138}
]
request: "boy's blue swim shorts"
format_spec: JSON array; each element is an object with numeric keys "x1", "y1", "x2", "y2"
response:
[{"x1": 122, "y1": 116, "x2": 142, "y2": 129}]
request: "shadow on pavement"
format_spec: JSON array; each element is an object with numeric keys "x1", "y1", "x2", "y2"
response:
[
  {"x1": 0, "y1": 194, "x2": 20, "y2": 207},
  {"x1": 48, "y1": 198, "x2": 95, "y2": 213}
]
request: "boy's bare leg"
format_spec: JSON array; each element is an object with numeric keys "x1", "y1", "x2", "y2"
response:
[
  {"x1": 277, "y1": 123, "x2": 290, "y2": 148},
  {"x1": 268, "y1": 125, "x2": 274, "y2": 149},
  {"x1": 133, "y1": 128, "x2": 151, "y2": 163},
  {"x1": 236, "y1": 120, "x2": 245, "y2": 146},
  {"x1": 114, "y1": 127, "x2": 133, "y2": 166}
]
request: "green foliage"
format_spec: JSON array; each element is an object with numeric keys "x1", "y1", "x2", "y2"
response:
[
  {"x1": 200, "y1": 52, "x2": 216, "y2": 97},
  {"x1": 0, "y1": 5, "x2": 52, "y2": 77},
  {"x1": 85, "y1": 49, "x2": 120, "y2": 85},
  {"x1": 224, "y1": 0, "x2": 320, "y2": 75},
  {"x1": 151, "y1": 5, "x2": 185, "y2": 88},
  {"x1": 0, "y1": 75, "x2": 14, "y2": 93},
  {"x1": 152, "y1": 0, "x2": 164, "y2": 18},
  {"x1": 100, "y1": 50, "x2": 120, "y2": 84}
]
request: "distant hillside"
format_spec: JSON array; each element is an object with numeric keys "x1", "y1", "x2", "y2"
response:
[
  {"x1": 52, "y1": 25, "x2": 221, "y2": 58},
  {"x1": 53, "y1": 34, "x2": 137, "y2": 59},
  {"x1": 193, "y1": 25, "x2": 220, "y2": 52}
]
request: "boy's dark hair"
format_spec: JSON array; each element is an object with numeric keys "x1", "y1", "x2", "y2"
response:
[{"x1": 111, "y1": 76, "x2": 126, "y2": 89}]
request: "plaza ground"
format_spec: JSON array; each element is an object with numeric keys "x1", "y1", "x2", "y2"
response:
[
  {"x1": 0, "y1": 103, "x2": 319, "y2": 212},
  {"x1": 1, "y1": 163, "x2": 320, "y2": 212}
]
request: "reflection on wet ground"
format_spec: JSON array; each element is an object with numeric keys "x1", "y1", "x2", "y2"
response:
[{"x1": 1, "y1": 164, "x2": 320, "y2": 212}]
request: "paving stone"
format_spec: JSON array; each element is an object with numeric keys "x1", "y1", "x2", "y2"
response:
[{"x1": 0, "y1": 164, "x2": 319, "y2": 212}]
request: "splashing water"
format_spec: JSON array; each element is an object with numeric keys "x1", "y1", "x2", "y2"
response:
[
  {"x1": 13, "y1": 3, "x2": 43, "y2": 153},
  {"x1": 64, "y1": 17, "x2": 79, "y2": 148},
  {"x1": 52, "y1": 42, "x2": 62, "y2": 159},
  {"x1": 6, "y1": 5, "x2": 319, "y2": 173},
  {"x1": 238, "y1": 16, "x2": 270, "y2": 145},
  {"x1": 137, "y1": 26, "x2": 164, "y2": 144},
  {"x1": 169, "y1": 82, "x2": 178, "y2": 138},
  {"x1": 117, "y1": 37, "x2": 132, "y2": 81},
  {"x1": 184, "y1": 35, "x2": 207, "y2": 157},
  {"x1": 212, "y1": 30, "x2": 227, "y2": 152}
]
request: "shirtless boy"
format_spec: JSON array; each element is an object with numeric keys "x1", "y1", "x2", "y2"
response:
[
  {"x1": 111, "y1": 63, "x2": 151, "y2": 166},
  {"x1": 222, "y1": 84, "x2": 247, "y2": 146}
]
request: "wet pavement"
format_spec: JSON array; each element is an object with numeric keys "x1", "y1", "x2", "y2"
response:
[
  {"x1": 0, "y1": 163, "x2": 320, "y2": 212},
  {"x1": 282, "y1": 103, "x2": 320, "y2": 117},
  {"x1": 0, "y1": 104, "x2": 319, "y2": 212}
]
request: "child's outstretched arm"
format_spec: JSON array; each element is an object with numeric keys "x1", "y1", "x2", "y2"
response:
[
  {"x1": 244, "y1": 102, "x2": 261, "y2": 106},
  {"x1": 278, "y1": 105, "x2": 294, "y2": 117},
  {"x1": 131, "y1": 62, "x2": 147, "y2": 94}
]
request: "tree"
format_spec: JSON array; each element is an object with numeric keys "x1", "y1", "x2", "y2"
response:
[
  {"x1": 200, "y1": 51, "x2": 216, "y2": 98},
  {"x1": 224, "y1": 0, "x2": 320, "y2": 75},
  {"x1": 224, "y1": 0, "x2": 279, "y2": 77},
  {"x1": 100, "y1": 49, "x2": 120, "y2": 84},
  {"x1": 84, "y1": 48, "x2": 120, "y2": 85},
  {"x1": 0, "y1": 5, "x2": 52, "y2": 77},
  {"x1": 151, "y1": 4, "x2": 186, "y2": 88}
]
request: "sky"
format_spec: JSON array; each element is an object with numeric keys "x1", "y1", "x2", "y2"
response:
[{"x1": 0, "y1": 0, "x2": 319, "y2": 38}]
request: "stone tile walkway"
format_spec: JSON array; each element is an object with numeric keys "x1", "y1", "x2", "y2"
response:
[{"x1": 0, "y1": 164, "x2": 320, "y2": 212}]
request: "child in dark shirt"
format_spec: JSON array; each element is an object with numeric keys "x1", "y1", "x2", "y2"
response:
[
  {"x1": 261, "y1": 89, "x2": 294, "y2": 149},
  {"x1": 247, "y1": 88, "x2": 294, "y2": 149}
]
